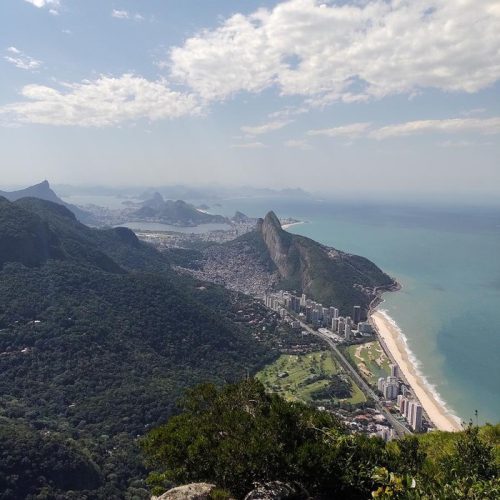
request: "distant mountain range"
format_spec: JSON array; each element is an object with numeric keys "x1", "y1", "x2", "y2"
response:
[
  {"x1": 132, "y1": 192, "x2": 228, "y2": 226},
  {"x1": 0, "y1": 180, "x2": 94, "y2": 224}
]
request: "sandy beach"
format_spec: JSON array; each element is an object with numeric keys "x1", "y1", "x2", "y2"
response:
[
  {"x1": 371, "y1": 310, "x2": 462, "y2": 432},
  {"x1": 282, "y1": 221, "x2": 305, "y2": 230}
]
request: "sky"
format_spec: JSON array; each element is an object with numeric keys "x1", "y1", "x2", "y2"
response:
[{"x1": 0, "y1": 0, "x2": 499, "y2": 200}]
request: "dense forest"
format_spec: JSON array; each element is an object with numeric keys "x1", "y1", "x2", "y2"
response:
[
  {"x1": 143, "y1": 379, "x2": 499, "y2": 499},
  {"x1": 0, "y1": 197, "x2": 278, "y2": 498}
]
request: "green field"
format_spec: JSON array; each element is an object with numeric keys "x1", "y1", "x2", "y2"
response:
[
  {"x1": 256, "y1": 351, "x2": 366, "y2": 405},
  {"x1": 345, "y1": 341, "x2": 391, "y2": 386}
]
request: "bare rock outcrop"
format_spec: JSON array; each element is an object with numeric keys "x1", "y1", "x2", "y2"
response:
[{"x1": 152, "y1": 482, "x2": 217, "y2": 500}]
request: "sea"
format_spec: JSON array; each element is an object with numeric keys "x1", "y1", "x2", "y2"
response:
[{"x1": 216, "y1": 197, "x2": 500, "y2": 426}]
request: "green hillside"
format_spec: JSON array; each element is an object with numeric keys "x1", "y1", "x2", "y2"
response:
[{"x1": 0, "y1": 197, "x2": 276, "y2": 498}]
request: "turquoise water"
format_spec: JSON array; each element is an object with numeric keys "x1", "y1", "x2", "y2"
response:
[{"x1": 219, "y1": 198, "x2": 500, "y2": 425}]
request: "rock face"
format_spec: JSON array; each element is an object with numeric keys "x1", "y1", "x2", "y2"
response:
[
  {"x1": 256, "y1": 211, "x2": 396, "y2": 317},
  {"x1": 257, "y1": 212, "x2": 298, "y2": 280},
  {"x1": 152, "y1": 483, "x2": 217, "y2": 500},
  {"x1": 244, "y1": 481, "x2": 308, "y2": 500}
]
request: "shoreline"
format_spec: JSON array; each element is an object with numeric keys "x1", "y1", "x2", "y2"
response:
[
  {"x1": 282, "y1": 221, "x2": 305, "y2": 229},
  {"x1": 371, "y1": 308, "x2": 462, "y2": 432}
]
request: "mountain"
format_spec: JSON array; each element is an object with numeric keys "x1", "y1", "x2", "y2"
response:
[
  {"x1": 173, "y1": 211, "x2": 395, "y2": 318},
  {"x1": 0, "y1": 180, "x2": 94, "y2": 224},
  {"x1": 232, "y1": 211, "x2": 251, "y2": 223},
  {"x1": 0, "y1": 197, "x2": 277, "y2": 498},
  {"x1": 132, "y1": 193, "x2": 228, "y2": 226},
  {"x1": 257, "y1": 211, "x2": 396, "y2": 317}
]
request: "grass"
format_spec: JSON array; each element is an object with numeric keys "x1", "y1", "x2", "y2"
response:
[
  {"x1": 256, "y1": 351, "x2": 366, "y2": 405},
  {"x1": 346, "y1": 341, "x2": 391, "y2": 386}
]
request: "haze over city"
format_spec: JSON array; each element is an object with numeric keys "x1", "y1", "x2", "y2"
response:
[{"x1": 1, "y1": 0, "x2": 499, "y2": 201}]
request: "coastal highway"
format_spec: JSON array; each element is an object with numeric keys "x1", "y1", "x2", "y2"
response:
[{"x1": 296, "y1": 318, "x2": 412, "y2": 437}]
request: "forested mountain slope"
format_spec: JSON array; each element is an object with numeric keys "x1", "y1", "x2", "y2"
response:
[{"x1": 0, "y1": 197, "x2": 276, "y2": 498}]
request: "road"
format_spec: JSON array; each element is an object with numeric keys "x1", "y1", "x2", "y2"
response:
[{"x1": 298, "y1": 319, "x2": 412, "y2": 437}]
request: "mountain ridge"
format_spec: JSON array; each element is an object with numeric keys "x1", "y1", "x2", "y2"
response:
[
  {"x1": 256, "y1": 210, "x2": 396, "y2": 316},
  {"x1": 0, "y1": 180, "x2": 94, "y2": 224},
  {"x1": 133, "y1": 193, "x2": 228, "y2": 226}
]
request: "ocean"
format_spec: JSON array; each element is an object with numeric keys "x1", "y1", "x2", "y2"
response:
[{"x1": 217, "y1": 197, "x2": 500, "y2": 425}]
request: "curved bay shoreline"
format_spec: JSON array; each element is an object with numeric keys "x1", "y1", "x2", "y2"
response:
[{"x1": 370, "y1": 307, "x2": 462, "y2": 432}]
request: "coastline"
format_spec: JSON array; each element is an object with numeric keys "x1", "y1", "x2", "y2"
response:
[{"x1": 371, "y1": 309, "x2": 462, "y2": 432}]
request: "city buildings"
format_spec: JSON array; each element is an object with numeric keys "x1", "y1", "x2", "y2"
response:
[
  {"x1": 263, "y1": 290, "x2": 365, "y2": 343},
  {"x1": 378, "y1": 375, "x2": 400, "y2": 400},
  {"x1": 353, "y1": 305, "x2": 361, "y2": 324}
]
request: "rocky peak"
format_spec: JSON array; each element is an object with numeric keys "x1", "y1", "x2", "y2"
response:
[{"x1": 258, "y1": 211, "x2": 295, "y2": 279}]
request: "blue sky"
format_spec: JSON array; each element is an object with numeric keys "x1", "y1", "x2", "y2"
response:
[{"x1": 1, "y1": 0, "x2": 499, "y2": 200}]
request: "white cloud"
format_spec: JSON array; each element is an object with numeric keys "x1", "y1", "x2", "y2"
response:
[
  {"x1": 25, "y1": 0, "x2": 59, "y2": 7},
  {"x1": 0, "y1": 74, "x2": 201, "y2": 127},
  {"x1": 4, "y1": 47, "x2": 42, "y2": 71},
  {"x1": 231, "y1": 142, "x2": 267, "y2": 149},
  {"x1": 370, "y1": 117, "x2": 500, "y2": 139},
  {"x1": 284, "y1": 139, "x2": 312, "y2": 150},
  {"x1": 167, "y1": 0, "x2": 500, "y2": 103},
  {"x1": 25, "y1": 0, "x2": 60, "y2": 13},
  {"x1": 305, "y1": 117, "x2": 500, "y2": 141},
  {"x1": 112, "y1": 9, "x2": 144, "y2": 21},
  {"x1": 307, "y1": 122, "x2": 371, "y2": 139},
  {"x1": 241, "y1": 119, "x2": 292, "y2": 136},
  {"x1": 112, "y1": 9, "x2": 129, "y2": 19}
]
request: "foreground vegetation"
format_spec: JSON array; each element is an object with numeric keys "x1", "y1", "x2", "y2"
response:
[{"x1": 143, "y1": 380, "x2": 499, "y2": 499}]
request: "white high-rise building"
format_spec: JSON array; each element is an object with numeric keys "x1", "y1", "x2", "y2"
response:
[
  {"x1": 353, "y1": 305, "x2": 361, "y2": 324},
  {"x1": 411, "y1": 403, "x2": 423, "y2": 432},
  {"x1": 383, "y1": 382, "x2": 399, "y2": 400},
  {"x1": 332, "y1": 317, "x2": 339, "y2": 332},
  {"x1": 330, "y1": 307, "x2": 339, "y2": 320},
  {"x1": 406, "y1": 401, "x2": 416, "y2": 424},
  {"x1": 399, "y1": 397, "x2": 408, "y2": 415},
  {"x1": 377, "y1": 377, "x2": 385, "y2": 392},
  {"x1": 344, "y1": 323, "x2": 352, "y2": 341},
  {"x1": 390, "y1": 364, "x2": 398, "y2": 378}
]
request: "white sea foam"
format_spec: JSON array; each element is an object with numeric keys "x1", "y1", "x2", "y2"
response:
[{"x1": 377, "y1": 308, "x2": 462, "y2": 426}]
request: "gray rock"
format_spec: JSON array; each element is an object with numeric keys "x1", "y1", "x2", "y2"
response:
[
  {"x1": 244, "y1": 481, "x2": 309, "y2": 500},
  {"x1": 152, "y1": 482, "x2": 217, "y2": 500}
]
